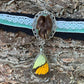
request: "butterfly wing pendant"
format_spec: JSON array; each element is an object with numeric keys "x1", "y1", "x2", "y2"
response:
[{"x1": 32, "y1": 53, "x2": 49, "y2": 76}]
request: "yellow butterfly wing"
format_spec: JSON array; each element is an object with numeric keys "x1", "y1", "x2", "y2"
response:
[
  {"x1": 35, "y1": 63, "x2": 49, "y2": 75},
  {"x1": 32, "y1": 53, "x2": 49, "y2": 75}
]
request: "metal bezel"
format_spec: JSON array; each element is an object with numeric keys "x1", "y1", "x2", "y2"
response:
[{"x1": 32, "y1": 10, "x2": 57, "y2": 40}]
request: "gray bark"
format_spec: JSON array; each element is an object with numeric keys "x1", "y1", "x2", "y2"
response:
[{"x1": 0, "y1": 0, "x2": 84, "y2": 84}]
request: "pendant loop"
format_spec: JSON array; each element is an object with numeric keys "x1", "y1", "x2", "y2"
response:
[{"x1": 39, "y1": 39, "x2": 45, "y2": 53}]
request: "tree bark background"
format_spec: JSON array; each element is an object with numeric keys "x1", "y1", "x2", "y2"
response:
[{"x1": 0, "y1": 0, "x2": 84, "y2": 84}]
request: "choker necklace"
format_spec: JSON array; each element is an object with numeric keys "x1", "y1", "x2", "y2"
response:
[
  {"x1": 0, "y1": 11, "x2": 84, "y2": 34},
  {"x1": 0, "y1": 10, "x2": 84, "y2": 77}
]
